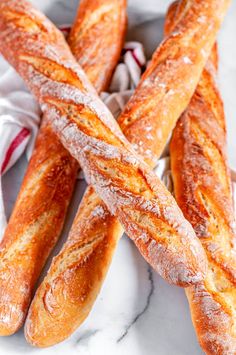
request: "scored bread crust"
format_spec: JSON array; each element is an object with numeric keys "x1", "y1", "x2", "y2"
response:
[
  {"x1": 68, "y1": 0, "x2": 127, "y2": 93},
  {"x1": 168, "y1": 2, "x2": 236, "y2": 354},
  {"x1": 26, "y1": 185, "x2": 124, "y2": 347},
  {"x1": 0, "y1": 0, "x2": 212, "y2": 291},
  {"x1": 0, "y1": 0, "x2": 127, "y2": 336},
  {"x1": 23, "y1": 0, "x2": 232, "y2": 347}
]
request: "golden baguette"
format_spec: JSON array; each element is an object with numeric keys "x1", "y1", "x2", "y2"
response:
[
  {"x1": 26, "y1": 185, "x2": 123, "y2": 347},
  {"x1": 0, "y1": 0, "x2": 212, "y2": 291},
  {"x1": 0, "y1": 0, "x2": 127, "y2": 336},
  {"x1": 24, "y1": 0, "x2": 231, "y2": 347},
  {"x1": 68, "y1": 0, "x2": 127, "y2": 93},
  {"x1": 167, "y1": 2, "x2": 236, "y2": 354}
]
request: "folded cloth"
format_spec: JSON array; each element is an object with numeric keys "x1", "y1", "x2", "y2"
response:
[
  {"x1": 0, "y1": 63, "x2": 41, "y2": 236},
  {"x1": 0, "y1": 27, "x2": 235, "y2": 239}
]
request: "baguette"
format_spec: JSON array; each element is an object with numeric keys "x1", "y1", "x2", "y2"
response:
[
  {"x1": 0, "y1": 0, "x2": 127, "y2": 336},
  {"x1": 168, "y1": 2, "x2": 236, "y2": 354},
  {"x1": 24, "y1": 0, "x2": 232, "y2": 347},
  {"x1": 0, "y1": 0, "x2": 210, "y2": 288},
  {"x1": 68, "y1": 0, "x2": 127, "y2": 93}
]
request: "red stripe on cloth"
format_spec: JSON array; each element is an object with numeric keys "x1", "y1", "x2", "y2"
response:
[
  {"x1": 132, "y1": 51, "x2": 144, "y2": 69},
  {"x1": 59, "y1": 26, "x2": 71, "y2": 35},
  {"x1": 1, "y1": 127, "x2": 30, "y2": 175},
  {"x1": 122, "y1": 48, "x2": 144, "y2": 69}
]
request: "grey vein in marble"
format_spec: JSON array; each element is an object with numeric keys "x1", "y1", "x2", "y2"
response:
[
  {"x1": 117, "y1": 266, "x2": 154, "y2": 343},
  {"x1": 76, "y1": 329, "x2": 99, "y2": 346}
]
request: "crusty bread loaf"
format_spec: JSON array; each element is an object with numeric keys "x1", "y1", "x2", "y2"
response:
[
  {"x1": 0, "y1": 0, "x2": 211, "y2": 291},
  {"x1": 0, "y1": 0, "x2": 126, "y2": 336},
  {"x1": 26, "y1": 185, "x2": 123, "y2": 346},
  {"x1": 168, "y1": 2, "x2": 236, "y2": 354},
  {"x1": 23, "y1": 0, "x2": 232, "y2": 347},
  {"x1": 68, "y1": 0, "x2": 127, "y2": 93}
]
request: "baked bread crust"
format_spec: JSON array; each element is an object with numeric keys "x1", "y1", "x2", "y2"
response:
[
  {"x1": 26, "y1": 185, "x2": 124, "y2": 346},
  {"x1": 168, "y1": 2, "x2": 236, "y2": 354},
  {"x1": 23, "y1": 0, "x2": 231, "y2": 347},
  {"x1": 68, "y1": 0, "x2": 127, "y2": 93},
  {"x1": 0, "y1": 0, "x2": 126, "y2": 336},
  {"x1": 0, "y1": 0, "x2": 211, "y2": 291}
]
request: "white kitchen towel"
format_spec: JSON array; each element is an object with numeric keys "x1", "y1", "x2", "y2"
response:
[{"x1": 0, "y1": 64, "x2": 41, "y2": 235}]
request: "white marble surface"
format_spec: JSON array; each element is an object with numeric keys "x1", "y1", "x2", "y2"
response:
[{"x1": 1, "y1": 0, "x2": 236, "y2": 354}]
